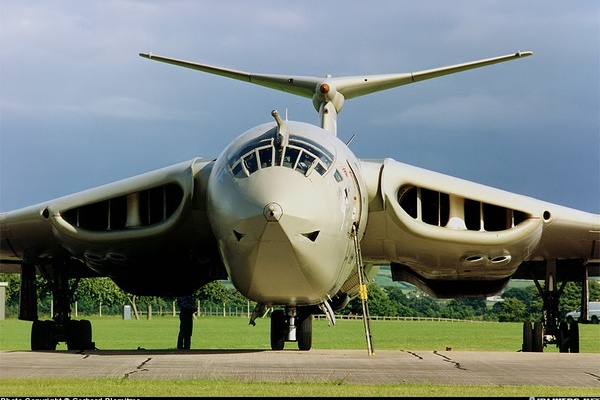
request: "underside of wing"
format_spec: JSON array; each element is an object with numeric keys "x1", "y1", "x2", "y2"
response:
[{"x1": 359, "y1": 158, "x2": 600, "y2": 297}]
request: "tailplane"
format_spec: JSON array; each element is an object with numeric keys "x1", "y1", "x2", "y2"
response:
[{"x1": 140, "y1": 51, "x2": 532, "y2": 135}]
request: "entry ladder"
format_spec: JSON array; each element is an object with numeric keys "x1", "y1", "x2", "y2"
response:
[{"x1": 351, "y1": 223, "x2": 375, "y2": 356}]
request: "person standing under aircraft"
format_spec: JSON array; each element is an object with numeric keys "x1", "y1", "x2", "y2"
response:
[{"x1": 177, "y1": 295, "x2": 198, "y2": 350}]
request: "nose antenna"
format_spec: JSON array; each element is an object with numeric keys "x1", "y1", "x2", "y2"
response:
[{"x1": 272, "y1": 109, "x2": 285, "y2": 129}]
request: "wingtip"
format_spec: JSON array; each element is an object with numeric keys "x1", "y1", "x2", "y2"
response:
[
  {"x1": 139, "y1": 52, "x2": 152, "y2": 59},
  {"x1": 516, "y1": 50, "x2": 533, "y2": 57}
]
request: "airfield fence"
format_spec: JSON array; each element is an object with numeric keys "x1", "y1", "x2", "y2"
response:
[
  {"x1": 19, "y1": 300, "x2": 486, "y2": 323},
  {"x1": 194, "y1": 307, "x2": 486, "y2": 323},
  {"x1": 107, "y1": 306, "x2": 487, "y2": 323}
]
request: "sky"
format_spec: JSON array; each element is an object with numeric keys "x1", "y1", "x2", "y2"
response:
[{"x1": 1, "y1": 1, "x2": 598, "y2": 213}]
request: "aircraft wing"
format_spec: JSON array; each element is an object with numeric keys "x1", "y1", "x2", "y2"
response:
[
  {"x1": 359, "y1": 158, "x2": 600, "y2": 297},
  {"x1": 0, "y1": 158, "x2": 227, "y2": 295}
]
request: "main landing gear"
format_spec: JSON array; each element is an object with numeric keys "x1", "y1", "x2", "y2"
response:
[
  {"x1": 20, "y1": 261, "x2": 95, "y2": 351},
  {"x1": 521, "y1": 320, "x2": 579, "y2": 353},
  {"x1": 521, "y1": 259, "x2": 584, "y2": 353}
]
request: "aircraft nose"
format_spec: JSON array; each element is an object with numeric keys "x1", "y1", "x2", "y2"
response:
[
  {"x1": 207, "y1": 167, "x2": 354, "y2": 305},
  {"x1": 263, "y1": 202, "x2": 283, "y2": 222}
]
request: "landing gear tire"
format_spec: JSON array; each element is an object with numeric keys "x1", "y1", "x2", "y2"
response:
[
  {"x1": 270, "y1": 310, "x2": 286, "y2": 351},
  {"x1": 31, "y1": 320, "x2": 57, "y2": 351},
  {"x1": 67, "y1": 320, "x2": 95, "y2": 351},
  {"x1": 592, "y1": 316, "x2": 599, "y2": 324},
  {"x1": 296, "y1": 313, "x2": 312, "y2": 351},
  {"x1": 522, "y1": 321, "x2": 532, "y2": 352},
  {"x1": 558, "y1": 322, "x2": 570, "y2": 353},
  {"x1": 569, "y1": 322, "x2": 579, "y2": 353},
  {"x1": 532, "y1": 321, "x2": 544, "y2": 352}
]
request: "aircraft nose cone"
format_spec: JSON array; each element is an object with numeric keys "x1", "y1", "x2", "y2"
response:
[{"x1": 263, "y1": 202, "x2": 283, "y2": 222}]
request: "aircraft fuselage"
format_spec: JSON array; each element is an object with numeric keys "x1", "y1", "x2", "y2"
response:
[{"x1": 207, "y1": 119, "x2": 367, "y2": 306}]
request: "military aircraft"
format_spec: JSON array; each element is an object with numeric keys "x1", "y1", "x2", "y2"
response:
[{"x1": 1, "y1": 51, "x2": 598, "y2": 354}]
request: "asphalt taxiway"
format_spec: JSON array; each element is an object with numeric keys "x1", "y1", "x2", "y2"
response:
[{"x1": 1, "y1": 349, "x2": 599, "y2": 387}]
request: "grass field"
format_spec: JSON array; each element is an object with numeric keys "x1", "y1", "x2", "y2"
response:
[
  {"x1": 1, "y1": 316, "x2": 599, "y2": 397},
  {"x1": 2, "y1": 315, "x2": 599, "y2": 352}
]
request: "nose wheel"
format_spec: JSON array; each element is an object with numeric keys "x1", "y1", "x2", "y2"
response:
[{"x1": 270, "y1": 307, "x2": 313, "y2": 351}]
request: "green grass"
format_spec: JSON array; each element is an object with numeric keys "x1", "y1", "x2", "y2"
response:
[
  {"x1": 1, "y1": 378, "x2": 599, "y2": 397},
  {"x1": 2, "y1": 315, "x2": 599, "y2": 352},
  {"x1": 1, "y1": 316, "x2": 599, "y2": 397}
]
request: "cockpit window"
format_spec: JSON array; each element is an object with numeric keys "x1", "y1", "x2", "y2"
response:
[
  {"x1": 243, "y1": 151, "x2": 259, "y2": 174},
  {"x1": 333, "y1": 169, "x2": 343, "y2": 182},
  {"x1": 296, "y1": 152, "x2": 315, "y2": 175},
  {"x1": 282, "y1": 147, "x2": 300, "y2": 168},
  {"x1": 258, "y1": 147, "x2": 273, "y2": 169},
  {"x1": 289, "y1": 137, "x2": 333, "y2": 170},
  {"x1": 228, "y1": 131, "x2": 334, "y2": 178}
]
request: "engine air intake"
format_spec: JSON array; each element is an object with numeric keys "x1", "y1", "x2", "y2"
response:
[
  {"x1": 398, "y1": 185, "x2": 530, "y2": 232},
  {"x1": 61, "y1": 183, "x2": 184, "y2": 231}
]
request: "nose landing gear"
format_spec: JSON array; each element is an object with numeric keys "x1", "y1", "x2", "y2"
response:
[{"x1": 270, "y1": 307, "x2": 313, "y2": 351}]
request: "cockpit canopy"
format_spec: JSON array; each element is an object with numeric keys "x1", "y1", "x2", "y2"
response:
[{"x1": 228, "y1": 128, "x2": 335, "y2": 179}]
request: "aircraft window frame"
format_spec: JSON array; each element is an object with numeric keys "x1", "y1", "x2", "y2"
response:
[
  {"x1": 232, "y1": 162, "x2": 246, "y2": 178},
  {"x1": 314, "y1": 163, "x2": 327, "y2": 175},
  {"x1": 295, "y1": 151, "x2": 316, "y2": 175},
  {"x1": 289, "y1": 135, "x2": 334, "y2": 160},
  {"x1": 227, "y1": 132, "x2": 336, "y2": 179},
  {"x1": 334, "y1": 169, "x2": 343, "y2": 182},
  {"x1": 289, "y1": 136, "x2": 333, "y2": 169},
  {"x1": 281, "y1": 147, "x2": 300, "y2": 169},
  {"x1": 228, "y1": 131, "x2": 276, "y2": 169},
  {"x1": 258, "y1": 147, "x2": 273, "y2": 169},
  {"x1": 243, "y1": 151, "x2": 259, "y2": 174}
]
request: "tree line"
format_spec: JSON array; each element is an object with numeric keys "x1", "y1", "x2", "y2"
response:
[
  {"x1": 0, "y1": 273, "x2": 598, "y2": 323},
  {"x1": 342, "y1": 282, "x2": 599, "y2": 322}
]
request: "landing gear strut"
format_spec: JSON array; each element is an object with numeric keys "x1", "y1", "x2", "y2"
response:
[
  {"x1": 19, "y1": 260, "x2": 95, "y2": 351},
  {"x1": 521, "y1": 259, "x2": 583, "y2": 353},
  {"x1": 270, "y1": 306, "x2": 312, "y2": 351}
]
